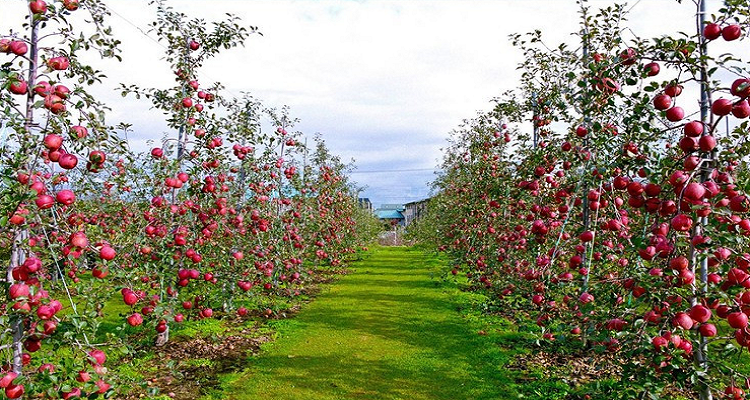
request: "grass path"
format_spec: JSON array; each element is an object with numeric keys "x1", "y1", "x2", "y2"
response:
[{"x1": 204, "y1": 246, "x2": 519, "y2": 400}]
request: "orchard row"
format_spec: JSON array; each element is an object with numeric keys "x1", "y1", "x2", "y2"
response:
[
  {"x1": 415, "y1": 2, "x2": 750, "y2": 399},
  {"x1": 0, "y1": 1, "x2": 378, "y2": 399}
]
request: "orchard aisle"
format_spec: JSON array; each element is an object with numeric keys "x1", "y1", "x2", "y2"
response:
[{"x1": 205, "y1": 246, "x2": 515, "y2": 400}]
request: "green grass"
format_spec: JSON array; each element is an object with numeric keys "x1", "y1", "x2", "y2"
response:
[{"x1": 202, "y1": 246, "x2": 527, "y2": 400}]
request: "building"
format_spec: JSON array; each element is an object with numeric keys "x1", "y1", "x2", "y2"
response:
[
  {"x1": 374, "y1": 204, "x2": 405, "y2": 227},
  {"x1": 403, "y1": 198, "x2": 430, "y2": 227},
  {"x1": 358, "y1": 197, "x2": 373, "y2": 212}
]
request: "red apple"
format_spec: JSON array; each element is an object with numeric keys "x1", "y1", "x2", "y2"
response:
[
  {"x1": 689, "y1": 304, "x2": 712, "y2": 323},
  {"x1": 63, "y1": 0, "x2": 79, "y2": 10},
  {"x1": 619, "y1": 48, "x2": 637, "y2": 65},
  {"x1": 728, "y1": 311, "x2": 748, "y2": 329},
  {"x1": 127, "y1": 313, "x2": 143, "y2": 327},
  {"x1": 664, "y1": 83, "x2": 683, "y2": 97},
  {"x1": 100, "y1": 246, "x2": 116, "y2": 261},
  {"x1": 683, "y1": 121, "x2": 703, "y2": 137},
  {"x1": 671, "y1": 214, "x2": 693, "y2": 232},
  {"x1": 699, "y1": 135, "x2": 716, "y2": 152},
  {"x1": 711, "y1": 98, "x2": 733, "y2": 116},
  {"x1": 189, "y1": 40, "x2": 200, "y2": 50},
  {"x1": 0, "y1": 372, "x2": 18, "y2": 389},
  {"x1": 5, "y1": 384, "x2": 24, "y2": 399},
  {"x1": 666, "y1": 106, "x2": 684, "y2": 122},
  {"x1": 644, "y1": 62, "x2": 660, "y2": 76},
  {"x1": 9, "y1": 41, "x2": 28, "y2": 56},
  {"x1": 703, "y1": 23, "x2": 721, "y2": 40},
  {"x1": 43, "y1": 134, "x2": 63, "y2": 150},
  {"x1": 732, "y1": 100, "x2": 750, "y2": 118},
  {"x1": 58, "y1": 153, "x2": 78, "y2": 169},
  {"x1": 55, "y1": 189, "x2": 75, "y2": 205},
  {"x1": 29, "y1": 0, "x2": 47, "y2": 14},
  {"x1": 722, "y1": 24, "x2": 742, "y2": 41},
  {"x1": 653, "y1": 94, "x2": 672, "y2": 110},
  {"x1": 35, "y1": 194, "x2": 55, "y2": 209},
  {"x1": 9, "y1": 80, "x2": 27, "y2": 95},
  {"x1": 71, "y1": 125, "x2": 88, "y2": 139}
]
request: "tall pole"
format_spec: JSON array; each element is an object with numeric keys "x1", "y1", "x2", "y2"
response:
[{"x1": 692, "y1": 1, "x2": 712, "y2": 399}]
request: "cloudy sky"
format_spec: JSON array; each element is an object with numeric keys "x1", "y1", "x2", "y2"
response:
[{"x1": 3, "y1": 1, "x2": 714, "y2": 207}]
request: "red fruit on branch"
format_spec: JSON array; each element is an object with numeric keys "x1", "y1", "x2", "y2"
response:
[
  {"x1": 689, "y1": 304, "x2": 712, "y2": 323},
  {"x1": 728, "y1": 312, "x2": 748, "y2": 329},
  {"x1": 666, "y1": 106, "x2": 684, "y2": 122},
  {"x1": 664, "y1": 82, "x2": 683, "y2": 97},
  {"x1": 711, "y1": 98, "x2": 733, "y2": 116},
  {"x1": 653, "y1": 94, "x2": 672, "y2": 110},
  {"x1": 703, "y1": 23, "x2": 721, "y2": 40},
  {"x1": 619, "y1": 48, "x2": 637, "y2": 65},
  {"x1": 722, "y1": 24, "x2": 742, "y2": 41},
  {"x1": 732, "y1": 78, "x2": 750, "y2": 98},
  {"x1": 55, "y1": 189, "x2": 75, "y2": 205},
  {"x1": 671, "y1": 214, "x2": 693, "y2": 232},
  {"x1": 644, "y1": 62, "x2": 660, "y2": 76},
  {"x1": 29, "y1": 0, "x2": 47, "y2": 14}
]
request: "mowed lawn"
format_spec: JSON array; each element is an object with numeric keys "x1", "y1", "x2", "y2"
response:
[{"x1": 203, "y1": 246, "x2": 518, "y2": 400}]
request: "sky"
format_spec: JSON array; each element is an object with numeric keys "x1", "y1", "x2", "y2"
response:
[{"x1": 1, "y1": 1, "x2": 719, "y2": 207}]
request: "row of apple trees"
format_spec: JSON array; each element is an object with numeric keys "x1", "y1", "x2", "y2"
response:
[
  {"x1": 415, "y1": 1, "x2": 750, "y2": 399},
  {"x1": 0, "y1": 0, "x2": 378, "y2": 398}
]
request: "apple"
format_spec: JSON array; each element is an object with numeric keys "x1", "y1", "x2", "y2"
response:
[
  {"x1": 95, "y1": 380, "x2": 111, "y2": 394},
  {"x1": 151, "y1": 147, "x2": 164, "y2": 158},
  {"x1": 0, "y1": 372, "x2": 18, "y2": 389},
  {"x1": 55, "y1": 189, "x2": 75, "y2": 205},
  {"x1": 100, "y1": 246, "x2": 116, "y2": 261},
  {"x1": 671, "y1": 214, "x2": 693, "y2": 232},
  {"x1": 29, "y1": 0, "x2": 47, "y2": 14},
  {"x1": 722, "y1": 24, "x2": 742, "y2": 41},
  {"x1": 47, "y1": 56, "x2": 70, "y2": 70},
  {"x1": 54, "y1": 84, "x2": 70, "y2": 98},
  {"x1": 36, "y1": 304, "x2": 56, "y2": 320},
  {"x1": 683, "y1": 121, "x2": 703, "y2": 137},
  {"x1": 182, "y1": 97, "x2": 193, "y2": 108},
  {"x1": 653, "y1": 94, "x2": 672, "y2": 110},
  {"x1": 237, "y1": 307, "x2": 248, "y2": 317},
  {"x1": 9, "y1": 283, "x2": 30, "y2": 299},
  {"x1": 43, "y1": 134, "x2": 63, "y2": 150},
  {"x1": 76, "y1": 371, "x2": 91, "y2": 383},
  {"x1": 689, "y1": 304, "x2": 712, "y2": 323},
  {"x1": 711, "y1": 98, "x2": 733, "y2": 116},
  {"x1": 35, "y1": 194, "x2": 55, "y2": 209},
  {"x1": 34, "y1": 80, "x2": 52, "y2": 96},
  {"x1": 703, "y1": 23, "x2": 721, "y2": 40},
  {"x1": 5, "y1": 384, "x2": 24, "y2": 399},
  {"x1": 673, "y1": 312, "x2": 693, "y2": 330},
  {"x1": 71, "y1": 125, "x2": 88, "y2": 139},
  {"x1": 9, "y1": 79, "x2": 27, "y2": 95},
  {"x1": 189, "y1": 40, "x2": 200, "y2": 50},
  {"x1": 619, "y1": 48, "x2": 637, "y2": 65},
  {"x1": 44, "y1": 94, "x2": 65, "y2": 114},
  {"x1": 728, "y1": 311, "x2": 748, "y2": 329},
  {"x1": 699, "y1": 135, "x2": 717, "y2": 152},
  {"x1": 69, "y1": 231, "x2": 88, "y2": 248},
  {"x1": 664, "y1": 82, "x2": 682, "y2": 97},
  {"x1": 127, "y1": 313, "x2": 143, "y2": 327},
  {"x1": 732, "y1": 100, "x2": 750, "y2": 118},
  {"x1": 644, "y1": 62, "x2": 660, "y2": 76},
  {"x1": 63, "y1": 0, "x2": 79, "y2": 10},
  {"x1": 58, "y1": 153, "x2": 78, "y2": 169},
  {"x1": 88, "y1": 349, "x2": 106, "y2": 365},
  {"x1": 666, "y1": 106, "x2": 684, "y2": 122},
  {"x1": 9, "y1": 41, "x2": 28, "y2": 56},
  {"x1": 89, "y1": 150, "x2": 106, "y2": 164},
  {"x1": 683, "y1": 182, "x2": 705, "y2": 202}
]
